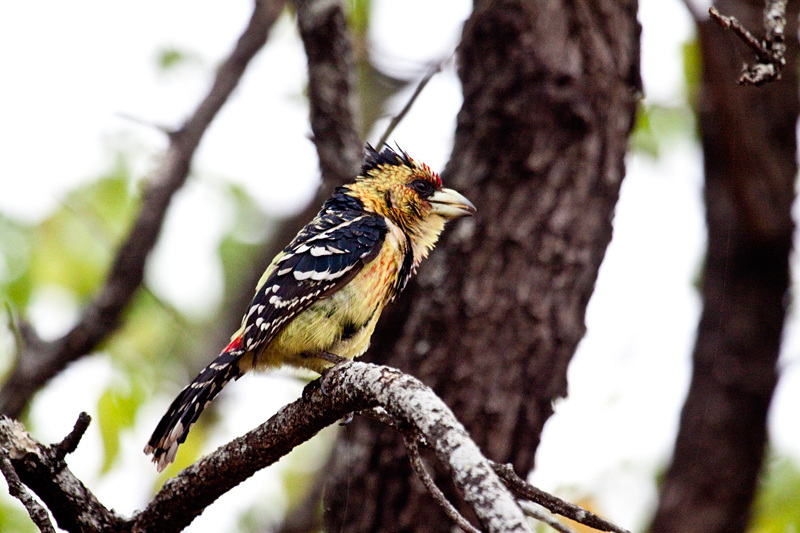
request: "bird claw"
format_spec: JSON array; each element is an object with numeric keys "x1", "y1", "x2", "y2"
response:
[
  {"x1": 339, "y1": 412, "x2": 354, "y2": 426},
  {"x1": 320, "y1": 367, "x2": 333, "y2": 397},
  {"x1": 301, "y1": 366, "x2": 335, "y2": 400}
]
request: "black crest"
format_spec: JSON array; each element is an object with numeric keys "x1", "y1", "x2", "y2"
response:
[{"x1": 361, "y1": 144, "x2": 414, "y2": 177}]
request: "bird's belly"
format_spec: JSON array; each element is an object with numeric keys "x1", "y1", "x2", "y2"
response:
[{"x1": 255, "y1": 248, "x2": 400, "y2": 373}]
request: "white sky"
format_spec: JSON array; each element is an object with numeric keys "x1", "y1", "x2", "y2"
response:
[{"x1": 1, "y1": 1, "x2": 799, "y2": 532}]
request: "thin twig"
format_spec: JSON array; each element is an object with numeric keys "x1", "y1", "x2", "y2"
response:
[
  {"x1": 0, "y1": 452, "x2": 55, "y2": 533},
  {"x1": 709, "y1": 6, "x2": 769, "y2": 59},
  {"x1": 50, "y1": 412, "x2": 91, "y2": 461},
  {"x1": 518, "y1": 500, "x2": 578, "y2": 533},
  {"x1": 376, "y1": 59, "x2": 447, "y2": 150},
  {"x1": 490, "y1": 461, "x2": 631, "y2": 533},
  {"x1": 3, "y1": 302, "x2": 24, "y2": 361},
  {"x1": 360, "y1": 406, "x2": 408, "y2": 432},
  {"x1": 115, "y1": 111, "x2": 175, "y2": 137},
  {"x1": 708, "y1": 2, "x2": 787, "y2": 85},
  {"x1": 403, "y1": 434, "x2": 482, "y2": 533}
]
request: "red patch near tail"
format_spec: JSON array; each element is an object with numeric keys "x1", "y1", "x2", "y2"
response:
[{"x1": 224, "y1": 335, "x2": 243, "y2": 352}]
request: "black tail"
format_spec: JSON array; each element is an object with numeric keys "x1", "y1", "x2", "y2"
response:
[{"x1": 144, "y1": 348, "x2": 246, "y2": 471}]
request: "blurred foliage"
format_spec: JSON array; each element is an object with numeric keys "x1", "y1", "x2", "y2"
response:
[
  {"x1": 629, "y1": 103, "x2": 696, "y2": 158},
  {"x1": 156, "y1": 47, "x2": 200, "y2": 72},
  {"x1": 629, "y1": 36, "x2": 700, "y2": 159},
  {"x1": 0, "y1": 145, "x2": 282, "y2": 510},
  {"x1": 1, "y1": 157, "x2": 137, "y2": 312},
  {"x1": 345, "y1": 0, "x2": 371, "y2": 37},
  {"x1": 0, "y1": 499, "x2": 37, "y2": 533},
  {"x1": 98, "y1": 378, "x2": 146, "y2": 473},
  {"x1": 682, "y1": 38, "x2": 702, "y2": 110},
  {"x1": 750, "y1": 455, "x2": 800, "y2": 532}
]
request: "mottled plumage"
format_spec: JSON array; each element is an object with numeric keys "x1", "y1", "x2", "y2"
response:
[{"x1": 145, "y1": 145, "x2": 475, "y2": 471}]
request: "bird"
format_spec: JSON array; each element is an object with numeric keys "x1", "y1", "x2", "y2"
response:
[{"x1": 144, "y1": 144, "x2": 476, "y2": 471}]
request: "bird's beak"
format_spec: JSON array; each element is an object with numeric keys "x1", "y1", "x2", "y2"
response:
[{"x1": 429, "y1": 188, "x2": 476, "y2": 219}]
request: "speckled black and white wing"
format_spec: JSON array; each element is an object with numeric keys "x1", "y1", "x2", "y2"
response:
[
  {"x1": 144, "y1": 194, "x2": 387, "y2": 471},
  {"x1": 239, "y1": 206, "x2": 388, "y2": 353}
]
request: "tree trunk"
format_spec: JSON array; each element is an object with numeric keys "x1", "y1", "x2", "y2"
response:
[
  {"x1": 323, "y1": 1, "x2": 641, "y2": 531},
  {"x1": 650, "y1": 1, "x2": 799, "y2": 532}
]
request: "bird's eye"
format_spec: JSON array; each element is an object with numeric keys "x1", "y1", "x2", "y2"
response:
[{"x1": 409, "y1": 179, "x2": 435, "y2": 198}]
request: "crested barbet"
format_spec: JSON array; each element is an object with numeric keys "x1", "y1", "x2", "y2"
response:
[{"x1": 144, "y1": 144, "x2": 476, "y2": 471}]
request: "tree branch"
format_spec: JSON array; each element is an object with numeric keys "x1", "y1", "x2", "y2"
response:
[
  {"x1": 0, "y1": 414, "x2": 124, "y2": 532},
  {"x1": 3, "y1": 364, "x2": 630, "y2": 533},
  {"x1": 2, "y1": 363, "x2": 536, "y2": 532},
  {"x1": 517, "y1": 500, "x2": 578, "y2": 533},
  {"x1": 709, "y1": 1, "x2": 787, "y2": 85},
  {"x1": 0, "y1": 451, "x2": 55, "y2": 533},
  {"x1": 403, "y1": 434, "x2": 481, "y2": 533},
  {"x1": 0, "y1": 0, "x2": 287, "y2": 418},
  {"x1": 490, "y1": 461, "x2": 630, "y2": 533},
  {"x1": 135, "y1": 362, "x2": 532, "y2": 532}
]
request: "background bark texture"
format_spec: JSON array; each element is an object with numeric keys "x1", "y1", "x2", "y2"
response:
[
  {"x1": 322, "y1": 1, "x2": 641, "y2": 531},
  {"x1": 651, "y1": 1, "x2": 799, "y2": 532}
]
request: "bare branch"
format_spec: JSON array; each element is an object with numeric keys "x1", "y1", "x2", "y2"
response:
[
  {"x1": 517, "y1": 501, "x2": 577, "y2": 533},
  {"x1": 403, "y1": 434, "x2": 481, "y2": 533},
  {"x1": 0, "y1": 451, "x2": 55, "y2": 533},
  {"x1": 4, "y1": 364, "x2": 533, "y2": 532},
  {"x1": 376, "y1": 60, "x2": 446, "y2": 150},
  {"x1": 490, "y1": 461, "x2": 630, "y2": 533},
  {"x1": 136, "y1": 363, "x2": 532, "y2": 532},
  {"x1": 0, "y1": 414, "x2": 124, "y2": 532},
  {"x1": 50, "y1": 411, "x2": 91, "y2": 462},
  {"x1": 709, "y1": 1, "x2": 787, "y2": 85},
  {"x1": 0, "y1": 0, "x2": 287, "y2": 418}
]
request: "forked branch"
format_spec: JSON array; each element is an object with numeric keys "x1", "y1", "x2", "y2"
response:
[{"x1": 708, "y1": 1, "x2": 787, "y2": 85}]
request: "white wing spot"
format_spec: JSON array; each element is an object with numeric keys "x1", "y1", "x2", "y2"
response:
[{"x1": 310, "y1": 246, "x2": 333, "y2": 256}]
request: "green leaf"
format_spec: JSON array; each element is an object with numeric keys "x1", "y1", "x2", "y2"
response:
[
  {"x1": 0, "y1": 498, "x2": 38, "y2": 533},
  {"x1": 97, "y1": 379, "x2": 145, "y2": 473},
  {"x1": 345, "y1": 0, "x2": 371, "y2": 38},
  {"x1": 157, "y1": 48, "x2": 190, "y2": 71},
  {"x1": 682, "y1": 38, "x2": 701, "y2": 108},
  {"x1": 751, "y1": 456, "x2": 800, "y2": 532},
  {"x1": 629, "y1": 103, "x2": 695, "y2": 158},
  {"x1": 4, "y1": 156, "x2": 139, "y2": 308}
]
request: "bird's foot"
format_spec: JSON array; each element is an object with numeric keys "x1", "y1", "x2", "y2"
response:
[
  {"x1": 301, "y1": 352, "x2": 346, "y2": 400},
  {"x1": 339, "y1": 412, "x2": 354, "y2": 426},
  {"x1": 318, "y1": 351, "x2": 347, "y2": 365}
]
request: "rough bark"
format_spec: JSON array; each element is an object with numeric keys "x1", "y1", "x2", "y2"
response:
[
  {"x1": 650, "y1": 1, "x2": 799, "y2": 532},
  {"x1": 324, "y1": 1, "x2": 641, "y2": 531}
]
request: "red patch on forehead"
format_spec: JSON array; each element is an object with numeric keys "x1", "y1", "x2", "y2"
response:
[{"x1": 419, "y1": 162, "x2": 443, "y2": 187}]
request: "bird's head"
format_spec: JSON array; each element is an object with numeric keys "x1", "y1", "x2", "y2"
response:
[
  {"x1": 345, "y1": 144, "x2": 475, "y2": 265},
  {"x1": 349, "y1": 145, "x2": 475, "y2": 227}
]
